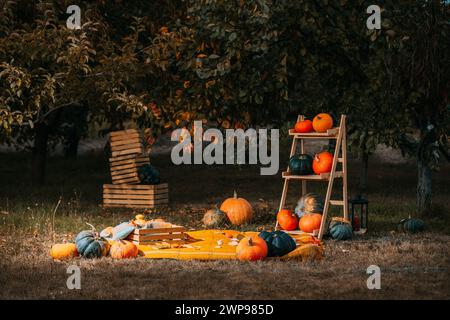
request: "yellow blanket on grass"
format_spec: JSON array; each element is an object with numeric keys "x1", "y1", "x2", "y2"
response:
[{"x1": 136, "y1": 230, "x2": 324, "y2": 261}]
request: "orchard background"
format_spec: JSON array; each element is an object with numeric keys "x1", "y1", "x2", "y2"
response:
[{"x1": 0, "y1": 0, "x2": 449, "y2": 299}]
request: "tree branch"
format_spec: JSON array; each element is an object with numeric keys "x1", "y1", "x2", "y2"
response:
[{"x1": 35, "y1": 101, "x2": 82, "y2": 124}]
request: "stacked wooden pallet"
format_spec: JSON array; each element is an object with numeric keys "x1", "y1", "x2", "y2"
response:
[
  {"x1": 103, "y1": 183, "x2": 169, "y2": 208},
  {"x1": 103, "y1": 129, "x2": 169, "y2": 209},
  {"x1": 109, "y1": 129, "x2": 148, "y2": 184},
  {"x1": 126, "y1": 224, "x2": 186, "y2": 245}
]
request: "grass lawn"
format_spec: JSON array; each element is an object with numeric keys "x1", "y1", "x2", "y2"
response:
[{"x1": 0, "y1": 150, "x2": 449, "y2": 299}]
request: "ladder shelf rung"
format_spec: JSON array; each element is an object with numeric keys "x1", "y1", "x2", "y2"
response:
[
  {"x1": 289, "y1": 128, "x2": 339, "y2": 139},
  {"x1": 276, "y1": 228, "x2": 319, "y2": 238},
  {"x1": 330, "y1": 200, "x2": 345, "y2": 206},
  {"x1": 282, "y1": 171, "x2": 343, "y2": 180}
]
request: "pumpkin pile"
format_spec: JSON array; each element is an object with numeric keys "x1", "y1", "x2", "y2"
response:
[
  {"x1": 50, "y1": 218, "x2": 151, "y2": 261},
  {"x1": 275, "y1": 193, "x2": 325, "y2": 234},
  {"x1": 236, "y1": 231, "x2": 323, "y2": 262},
  {"x1": 201, "y1": 191, "x2": 253, "y2": 227},
  {"x1": 294, "y1": 113, "x2": 334, "y2": 134},
  {"x1": 291, "y1": 113, "x2": 335, "y2": 177},
  {"x1": 288, "y1": 151, "x2": 333, "y2": 176}
]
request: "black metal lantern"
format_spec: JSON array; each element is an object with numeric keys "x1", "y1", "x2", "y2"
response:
[{"x1": 349, "y1": 195, "x2": 368, "y2": 233}]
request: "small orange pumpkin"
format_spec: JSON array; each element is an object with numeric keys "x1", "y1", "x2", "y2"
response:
[
  {"x1": 220, "y1": 191, "x2": 253, "y2": 225},
  {"x1": 110, "y1": 240, "x2": 139, "y2": 259},
  {"x1": 312, "y1": 113, "x2": 333, "y2": 133},
  {"x1": 50, "y1": 243, "x2": 78, "y2": 260},
  {"x1": 299, "y1": 213, "x2": 323, "y2": 233},
  {"x1": 277, "y1": 209, "x2": 298, "y2": 231},
  {"x1": 236, "y1": 236, "x2": 268, "y2": 261},
  {"x1": 312, "y1": 151, "x2": 333, "y2": 174},
  {"x1": 294, "y1": 120, "x2": 313, "y2": 133}
]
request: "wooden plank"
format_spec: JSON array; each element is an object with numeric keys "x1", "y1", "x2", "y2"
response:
[
  {"x1": 330, "y1": 200, "x2": 344, "y2": 206},
  {"x1": 133, "y1": 227, "x2": 185, "y2": 235},
  {"x1": 110, "y1": 129, "x2": 139, "y2": 137},
  {"x1": 299, "y1": 117, "x2": 307, "y2": 197},
  {"x1": 110, "y1": 167, "x2": 138, "y2": 175},
  {"x1": 110, "y1": 159, "x2": 149, "y2": 168},
  {"x1": 341, "y1": 116, "x2": 349, "y2": 221},
  {"x1": 103, "y1": 193, "x2": 169, "y2": 200},
  {"x1": 289, "y1": 128, "x2": 339, "y2": 139},
  {"x1": 110, "y1": 171, "x2": 138, "y2": 180},
  {"x1": 103, "y1": 198, "x2": 169, "y2": 205},
  {"x1": 111, "y1": 147, "x2": 144, "y2": 157},
  {"x1": 103, "y1": 188, "x2": 168, "y2": 195},
  {"x1": 109, "y1": 153, "x2": 149, "y2": 162},
  {"x1": 103, "y1": 183, "x2": 168, "y2": 190},
  {"x1": 318, "y1": 115, "x2": 345, "y2": 240},
  {"x1": 103, "y1": 203, "x2": 168, "y2": 209},
  {"x1": 110, "y1": 138, "x2": 141, "y2": 147},
  {"x1": 110, "y1": 133, "x2": 141, "y2": 142},
  {"x1": 111, "y1": 164, "x2": 138, "y2": 176},
  {"x1": 282, "y1": 172, "x2": 343, "y2": 180},
  {"x1": 110, "y1": 177, "x2": 140, "y2": 184},
  {"x1": 110, "y1": 142, "x2": 143, "y2": 152},
  {"x1": 110, "y1": 161, "x2": 148, "y2": 171}
]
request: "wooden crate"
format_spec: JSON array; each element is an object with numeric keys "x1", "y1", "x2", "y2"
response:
[
  {"x1": 103, "y1": 183, "x2": 169, "y2": 208},
  {"x1": 126, "y1": 226, "x2": 186, "y2": 245},
  {"x1": 109, "y1": 129, "x2": 144, "y2": 157},
  {"x1": 109, "y1": 153, "x2": 150, "y2": 184}
]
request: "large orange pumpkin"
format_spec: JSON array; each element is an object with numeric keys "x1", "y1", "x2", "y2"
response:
[
  {"x1": 277, "y1": 209, "x2": 298, "y2": 231},
  {"x1": 312, "y1": 113, "x2": 333, "y2": 132},
  {"x1": 312, "y1": 151, "x2": 333, "y2": 174},
  {"x1": 220, "y1": 191, "x2": 253, "y2": 225},
  {"x1": 50, "y1": 243, "x2": 78, "y2": 260},
  {"x1": 110, "y1": 240, "x2": 139, "y2": 259},
  {"x1": 236, "y1": 236, "x2": 268, "y2": 261},
  {"x1": 299, "y1": 213, "x2": 323, "y2": 233},
  {"x1": 294, "y1": 120, "x2": 313, "y2": 133}
]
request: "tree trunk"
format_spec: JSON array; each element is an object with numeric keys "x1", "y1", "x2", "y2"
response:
[
  {"x1": 63, "y1": 101, "x2": 88, "y2": 158},
  {"x1": 359, "y1": 152, "x2": 369, "y2": 194},
  {"x1": 64, "y1": 126, "x2": 80, "y2": 158},
  {"x1": 32, "y1": 123, "x2": 49, "y2": 185},
  {"x1": 417, "y1": 158, "x2": 432, "y2": 215}
]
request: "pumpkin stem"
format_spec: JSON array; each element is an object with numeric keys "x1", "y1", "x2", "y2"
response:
[
  {"x1": 248, "y1": 237, "x2": 253, "y2": 246},
  {"x1": 86, "y1": 222, "x2": 96, "y2": 231},
  {"x1": 233, "y1": 190, "x2": 238, "y2": 199}
]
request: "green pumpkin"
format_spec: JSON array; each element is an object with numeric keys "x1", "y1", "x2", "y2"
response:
[
  {"x1": 289, "y1": 154, "x2": 313, "y2": 175},
  {"x1": 398, "y1": 218, "x2": 425, "y2": 234},
  {"x1": 202, "y1": 207, "x2": 227, "y2": 228},
  {"x1": 138, "y1": 164, "x2": 160, "y2": 185},
  {"x1": 329, "y1": 223, "x2": 353, "y2": 240},
  {"x1": 258, "y1": 231, "x2": 297, "y2": 257},
  {"x1": 75, "y1": 230, "x2": 109, "y2": 258},
  {"x1": 295, "y1": 193, "x2": 324, "y2": 218}
]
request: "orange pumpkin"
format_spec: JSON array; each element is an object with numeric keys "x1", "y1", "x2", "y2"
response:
[
  {"x1": 236, "y1": 236, "x2": 268, "y2": 261},
  {"x1": 312, "y1": 151, "x2": 333, "y2": 174},
  {"x1": 312, "y1": 113, "x2": 333, "y2": 132},
  {"x1": 50, "y1": 243, "x2": 78, "y2": 260},
  {"x1": 220, "y1": 191, "x2": 253, "y2": 225},
  {"x1": 294, "y1": 120, "x2": 313, "y2": 133},
  {"x1": 299, "y1": 213, "x2": 323, "y2": 233},
  {"x1": 277, "y1": 209, "x2": 298, "y2": 231},
  {"x1": 110, "y1": 240, "x2": 139, "y2": 259}
]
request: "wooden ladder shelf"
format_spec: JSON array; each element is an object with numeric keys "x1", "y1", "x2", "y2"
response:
[{"x1": 276, "y1": 115, "x2": 349, "y2": 240}]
